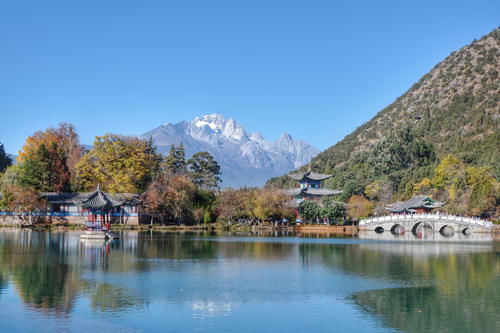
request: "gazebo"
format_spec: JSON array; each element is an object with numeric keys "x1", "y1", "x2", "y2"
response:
[
  {"x1": 282, "y1": 171, "x2": 342, "y2": 222},
  {"x1": 76, "y1": 184, "x2": 122, "y2": 232},
  {"x1": 283, "y1": 172, "x2": 342, "y2": 203}
]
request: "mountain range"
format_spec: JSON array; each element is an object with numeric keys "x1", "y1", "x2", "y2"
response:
[{"x1": 140, "y1": 114, "x2": 319, "y2": 187}]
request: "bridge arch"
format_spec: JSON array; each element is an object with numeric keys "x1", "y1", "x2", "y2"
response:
[
  {"x1": 412, "y1": 221, "x2": 433, "y2": 236},
  {"x1": 375, "y1": 226, "x2": 384, "y2": 233},
  {"x1": 439, "y1": 225, "x2": 455, "y2": 237},
  {"x1": 391, "y1": 224, "x2": 405, "y2": 235},
  {"x1": 462, "y1": 228, "x2": 472, "y2": 236}
]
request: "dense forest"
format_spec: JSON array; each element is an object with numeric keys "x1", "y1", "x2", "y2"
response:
[{"x1": 268, "y1": 27, "x2": 500, "y2": 220}]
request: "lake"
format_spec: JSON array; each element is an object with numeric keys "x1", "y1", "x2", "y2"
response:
[{"x1": 0, "y1": 229, "x2": 499, "y2": 332}]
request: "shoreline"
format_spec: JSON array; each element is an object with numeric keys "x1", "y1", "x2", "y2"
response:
[{"x1": 0, "y1": 222, "x2": 360, "y2": 235}]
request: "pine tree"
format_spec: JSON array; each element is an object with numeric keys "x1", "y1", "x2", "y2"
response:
[
  {"x1": 187, "y1": 151, "x2": 221, "y2": 190},
  {"x1": 0, "y1": 142, "x2": 12, "y2": 173}
]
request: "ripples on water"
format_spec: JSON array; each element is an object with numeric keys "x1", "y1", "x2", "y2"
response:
[{"x1": 0, "y1": 229, "x2": 499, "y2": 332}]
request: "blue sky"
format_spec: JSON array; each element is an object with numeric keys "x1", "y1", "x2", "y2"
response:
[{"x1": 1, "y1": 0, "x2": 499, "y2": 154}]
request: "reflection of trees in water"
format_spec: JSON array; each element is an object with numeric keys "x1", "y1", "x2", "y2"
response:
[
  {"x1": 352, "y1": 281, "x2": 500, "y2": 332},
  {"x1": 1, "y1": 228, "x2": 499, "y2": 328},
  {"x1": 308, "y1": 242, "x2": 500, "y2": 332},
  {"x1": 0, "y1": 271, "x2": 7, "y2": 295},
  {"x1": 0, "y1": 231, "x2": 76, "y2": 314},
  {"x1": 87, "y1": 282, "x2": 145, "y2": 313},
  {"x1": 0, "y1": 231, "x2": 148, "y2": 315},
  {"x1": 135, "y1": 231, "x2": 218, "y2": 261}
]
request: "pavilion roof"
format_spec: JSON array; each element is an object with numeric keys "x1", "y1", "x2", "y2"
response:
[
  {"x1": 281, "y1": 187, "x2": 342, "y2": 196},
  {"x1": 288, "y1": 172, "x2": 332, "y2": 182},
  {"x1": 76, "y1": 185, "x2": 123, "y2": 210},
  {"x1": 304, "y1": 188, "x2": 342, "y2": 196},
  {"x1": 42, "y1": 186, "x2": 140, "y2": 209},
  {"x1": 386, "y1": 195, "x2": 444, "y2": 212}
]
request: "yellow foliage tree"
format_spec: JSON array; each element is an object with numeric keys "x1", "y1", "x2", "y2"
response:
[
  {"x1": 413, "y1": 177, "x2": 433, "y2": 195},
  {"x1": 364, "y1": 181, "x2": 381, "y2": 199},
  {"x1": 73, "y1": 134, "x2": 161, "y2": 193},
  {"x1": 347, "y1": 195, "x2": 374, "y2": 221},
  {"x1": 466, "y1": 166, "x2": 498, "y2": 215},
  {"x1": 433, "y1": 155, "x2": 463, "y2": 190}
]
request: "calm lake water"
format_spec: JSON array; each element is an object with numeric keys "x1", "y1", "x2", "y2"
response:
[{"x1": 0, "y1": 230, "x2": 499, "y2": 332}]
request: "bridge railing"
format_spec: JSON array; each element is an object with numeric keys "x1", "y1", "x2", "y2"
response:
[{"x1": 359, "y1": 213, "x2": 493, "y2": 228}]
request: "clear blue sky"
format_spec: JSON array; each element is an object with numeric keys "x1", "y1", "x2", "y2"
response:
[{"x1": 1, "y1": 0, "x2": 499, "y2": 154}]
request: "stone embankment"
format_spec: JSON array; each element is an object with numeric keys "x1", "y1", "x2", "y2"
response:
[{"x1": 295, "y1": 225, "x2": 358, "y2": 235}]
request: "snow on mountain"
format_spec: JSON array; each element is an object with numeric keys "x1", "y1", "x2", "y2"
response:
[{"x1": 141, "y1": 114, "x2": 320, "y2": 187}]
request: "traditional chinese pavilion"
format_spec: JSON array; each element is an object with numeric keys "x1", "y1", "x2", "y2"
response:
[
  {"x1": 283, "y1": 172, "x2": 342, "y2": 204},
  {"x1": 76, "y1": 184, "x2": 123, "y2": 231},
  {"x1": 386, "y1": 195, "x2": 444, "y2": 214},
  {"x1": 41, "y1": 185, "x2": 141, "y2": 225}
]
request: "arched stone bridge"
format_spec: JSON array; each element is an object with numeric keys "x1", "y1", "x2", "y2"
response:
[{"x1": 359, "y1": 213, "x2": 493, "y2": 235}]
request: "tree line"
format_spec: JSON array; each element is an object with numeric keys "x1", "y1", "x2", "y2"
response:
[{"x1": 0, "y1": 123, "x2": 299, "y2": 226}]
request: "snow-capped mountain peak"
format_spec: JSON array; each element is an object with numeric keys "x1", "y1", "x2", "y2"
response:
[
  {"x1": 193, "y1": 114, "x2": 247, "y2": 141},
  {"x1": 141, "y1": 114, "x2": 320, "y2": 187}
]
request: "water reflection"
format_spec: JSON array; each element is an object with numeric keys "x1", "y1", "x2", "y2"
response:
[
  {"x1": 359, "y1": 230, "x2": 493, "y2": 242},
  {"x1": 0, "y1": 230, "x2": 498, "y2": 332}
]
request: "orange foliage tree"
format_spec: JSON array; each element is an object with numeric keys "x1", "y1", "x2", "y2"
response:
[{"x1": 347, "y1": 195, "x2": 374, "y2": 221}]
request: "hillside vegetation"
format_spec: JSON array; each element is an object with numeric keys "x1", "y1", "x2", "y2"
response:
[{"x1": 268, "y1": 27, "x2": 500, "y2": 219}]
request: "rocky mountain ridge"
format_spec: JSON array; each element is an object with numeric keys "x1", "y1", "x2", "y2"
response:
[{"x1": 141, "y1": 114, "x2": 320, "y2": 187}]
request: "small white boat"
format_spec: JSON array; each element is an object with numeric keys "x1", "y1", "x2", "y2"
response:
[
  {"x1": 80, "y1": 230, "x2": 108, "y2": 240},
  {"x1": 106, "y1": 232, "x2": 119, "y2": 240}
]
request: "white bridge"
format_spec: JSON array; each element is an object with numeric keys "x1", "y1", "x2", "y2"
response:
[{"x1": 359, "y1": 213, "x2": 493, "y2": 235}]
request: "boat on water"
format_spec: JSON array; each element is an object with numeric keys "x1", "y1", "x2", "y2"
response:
[
  {"x1": 80, "y1": 230, "x2": 119, "y2": 240},
  {"x1": 81, "y1": 230, "x2": 108, "y2": 240}
]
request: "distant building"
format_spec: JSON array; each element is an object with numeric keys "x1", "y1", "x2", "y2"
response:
[
  {"x1": 386, "y1": 195, "x2": 444, "y2": 214},
  {"x1": 283, "y1": 171, "x2": 342, "y2": 206}
]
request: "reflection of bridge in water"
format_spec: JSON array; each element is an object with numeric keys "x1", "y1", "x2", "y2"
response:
[{"x1": 359, "y1": 213, "x2": 493, "y2": 237}]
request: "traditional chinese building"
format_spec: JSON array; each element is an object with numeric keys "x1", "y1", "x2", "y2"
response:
[
  {"x1": 41, "y1": 185, "x2": 141, "y2": 225},
  {"x1": 386, "y1": 195, "x2": 444, "y2": 214},
  {"x1": 283, "y1": 172, "x2": 342, "y2": 206}
]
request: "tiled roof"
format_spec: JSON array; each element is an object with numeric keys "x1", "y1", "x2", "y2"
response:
[
  {"x1": 304, "y1": 188, "x2": 342, "y2": 195},
  {"x1": 41, "y1": 186, "x2": 140, "y2": 208},
  {"x1": 288, "y1": 172, "x2": 332, "y2": 182},
  {"x1": 281, "y1": 187, "x2": 342, "y2": 196},
  {"x1": 386, "y1": 195, "x2": 444, "y2": 212}
]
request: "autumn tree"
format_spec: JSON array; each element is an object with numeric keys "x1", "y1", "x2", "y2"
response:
[
  {"x1": 8, "y1": 186, "x2": 46, "y2": 224},
  {"x1": 141, "y1": 170, "x2": 197, "y2": 225},
  {"x1": 216, "y1": 188, "x2": 245, "y2": 225},
  {"x1": 141, "y1": 171, "x2": 173, "y2": 224},
  {"x1": 346, "y1": 195, "x2": 374, "y2": 221},
  {"x1": 364, "y1": 181, "x2": 381, "y2": 200},
  {"x1": 187, "y1": 151, "x2": 221, "y2": 190},
  {"x1": 74, "y1": 134, "x2": 161, "y2": 193},
  {"x1": 16, "y1": 123, "x2": 81, "y2": 192},
  {"x1": 466, "y1": 166, "x2": 498, "y2": 216},
  {"x1": 165, "y1": 175, "x2": 197, "y2": 225},
  {"x1": 433, "y1": 155, "x2": 463, "y2": 190},
  {"x1": 253, "y1": 188, "x2": 294, "y2": 223}
]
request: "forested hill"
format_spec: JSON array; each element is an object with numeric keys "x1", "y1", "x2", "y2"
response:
[{"x1": 267, "y1": 27, "x2": 500, "y2": 218}]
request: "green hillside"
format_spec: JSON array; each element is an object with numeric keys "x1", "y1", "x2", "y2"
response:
[{"x1": 268, "y1": 27, "x2": 500, "y2": 219}]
